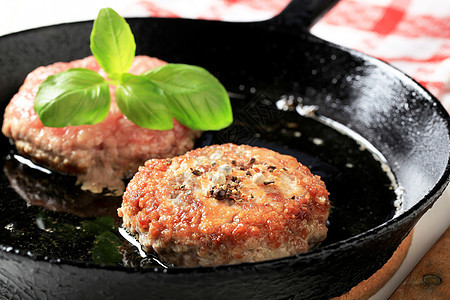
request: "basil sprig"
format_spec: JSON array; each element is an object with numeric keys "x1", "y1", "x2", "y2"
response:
[{"x1": 35, "y1": 8, "x2": 232, "y2": 130}]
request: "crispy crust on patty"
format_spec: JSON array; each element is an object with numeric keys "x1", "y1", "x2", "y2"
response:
[{"x1": 118, "y1": 143, "x2": 330, "y2": 267}]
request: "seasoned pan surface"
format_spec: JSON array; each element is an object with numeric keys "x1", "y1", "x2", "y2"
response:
[{"x1": 0, "y1": 1, "x2": 449, "y2": 299}]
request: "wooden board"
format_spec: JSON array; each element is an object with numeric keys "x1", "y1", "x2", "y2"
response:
[{"x1": 390, "y1": 226, "x2": 449, "y2": 299}]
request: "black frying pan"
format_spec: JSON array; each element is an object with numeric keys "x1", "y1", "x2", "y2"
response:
[{"x1": 0, "y1": 1, "x2": 449, "y2": 299}]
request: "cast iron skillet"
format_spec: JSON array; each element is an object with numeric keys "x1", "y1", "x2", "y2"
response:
[{"x1": 0, "y1": 0, "x2": 449, "y2": 299}]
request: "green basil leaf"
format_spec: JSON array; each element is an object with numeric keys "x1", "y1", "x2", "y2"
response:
[
  {"x1": 34, "y1": 7, "x2": 234, "y2": 132},
  {"x1": 116, "y1": 73, "x2": 173, "y2": 130},
  {"x1": 90, "y1": 7, "x2": 136, "y2": 76},
  {"x1": 35, "y1": 68, "x2": 110, "y2": 127},
  {"x1": 144, "y1": 64, "x2": 233, "y2": 130}
]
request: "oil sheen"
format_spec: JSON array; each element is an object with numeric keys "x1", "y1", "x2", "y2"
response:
[{"x1": 0, "y1": 94, "x2": 401, "y2": 268}]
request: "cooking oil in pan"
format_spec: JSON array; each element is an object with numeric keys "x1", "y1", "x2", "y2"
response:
[{"x1": 0, "y1": 93, "x2": 402, "y2": 267}]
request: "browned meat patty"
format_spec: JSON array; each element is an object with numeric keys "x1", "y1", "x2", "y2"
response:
[
  {"x1": 118, "y1": 143, "x2": 330, "y2": 267},
  {"x1": 2, "y1": 55, "x2": 201, "y2": 195}
]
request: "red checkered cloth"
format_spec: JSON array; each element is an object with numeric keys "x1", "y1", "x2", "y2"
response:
[
  {"x1": 129, "y1": 0, "x2": 450, "y2": 112},
  {"x1": 311, "y1": 0, "x2": 450, "y2": 112}
]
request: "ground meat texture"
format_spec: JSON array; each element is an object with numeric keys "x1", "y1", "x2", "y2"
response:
[
  {"x1": 118, "y1": 143, "x2": 330, "y2": 267},
  {"x1": 2, "y1": 56, "x2": 201, "y2": 195}
]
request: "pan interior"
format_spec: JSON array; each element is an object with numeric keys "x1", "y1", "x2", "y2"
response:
[{"x1": 0, "y1": 89, "x2": 400, "y2": 268}]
